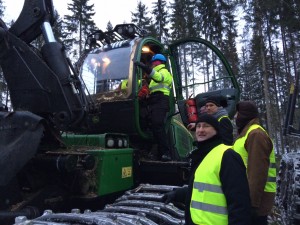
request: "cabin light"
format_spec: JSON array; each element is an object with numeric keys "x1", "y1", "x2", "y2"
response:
[
  {"x1": 117, "y1": 27, "x2": 124, "y2": 35},
  {"x1": 117, "y1": 138, "x2": 123, "y2": 148},
  {"x1": 142, "y1": 46, "x2": 150, "y2": 53},
  {"x1": 90, "y1": 58, "x2": 96, "y2": 64},
  {"x1": 106, "y1": 138, "x2": 114, "y2": 148},
  {"x1": 102, "y1": 57, "x2": 111, "y2": 64},
  {"x1": 123, "y1": 138, "x2": 128, "y2": 147},
  {"x1": 128, "y1": 26, "x2": 134, "y2": 34}
]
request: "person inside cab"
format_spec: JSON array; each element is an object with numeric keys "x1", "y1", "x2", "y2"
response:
[{"x1": 134, "y1": 54, "x2": 173, "y2": 161}]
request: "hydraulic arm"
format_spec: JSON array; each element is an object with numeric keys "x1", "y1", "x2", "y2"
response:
[{"x1": 0, "y1": 0, "x2": 88, "y2": 130}]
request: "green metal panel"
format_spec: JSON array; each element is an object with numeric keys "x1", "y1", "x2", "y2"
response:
[
  {"x1": 61, "y1": 133, "x2": 128, "y2": 148},
  {"x1": 170, "y1": 117, "x2": 194, "y2": 158},
  {"x1": 85, "y1": 134, "x2": 106, "y2": 147},
  {"x1": 61, "y1": 134, "x2": 106, "y2": 147},
  {"x1": 88, "y1": 148, "x2": 134, "y2": 196},
  {"x1": 62, "y1": 134, "x2": 88, "y2": 146}
]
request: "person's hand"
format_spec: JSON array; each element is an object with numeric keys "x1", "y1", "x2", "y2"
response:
[
  {"x1": 162, "y1": 190, "x2": 177, "y2": 204},
  {"x1": 138, "y1": 85, "x2": 150, "y2": 99},
  {"x1": 134, "y1": 61, "x2": 152, "y2": 74}
]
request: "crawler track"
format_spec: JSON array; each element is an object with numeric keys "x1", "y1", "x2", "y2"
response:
[{"x1": 13, "y1": 184, "x2": 186, "y2": 225}]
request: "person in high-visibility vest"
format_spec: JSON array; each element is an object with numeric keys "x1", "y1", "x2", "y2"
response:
[
  {"x1": 187, "y1": 95, "x2": 233, "y2": 145},
  {"x1": 134, "y1": 54, "x2": 173, "y2": 161},
  {"x1": 162, "y1": 114, "x2": 251, "y2": 225},
  {"x1": 233, "y1": 101, "x2": 276, "y2": 225},
  {"x1": 204, "y1": 95, "x2": 233, "y2": 145}
]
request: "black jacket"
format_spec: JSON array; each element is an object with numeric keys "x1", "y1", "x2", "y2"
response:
[
  {"x1": 213, "y1": 108, "x2": 234, "y2": 145},
  {"x1": 219, "y1": 116, "x2": 234, "y2": 145},
  {"x1": 174, "y1": 135, "x2": 251, "y2": 225}
]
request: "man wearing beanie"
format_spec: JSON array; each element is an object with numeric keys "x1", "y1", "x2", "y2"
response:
[
  {"x1": 233, "y1": 101, "x2": 276, "y2": 225},
  {"x1": 204, "y1": 95, "x2": 234, "y2": 145},
  {"x1": 163, "y1": 114, "x2": 251, "y2": 225}
]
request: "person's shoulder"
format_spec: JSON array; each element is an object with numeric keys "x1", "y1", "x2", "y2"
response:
[
  {"x1": 219, "y1": 115, "x2": 231, "y2": 122},
  {"x1": 216, "y1": 108, "x2": 229, "y2": 118},
  {"x1": 224, "y1": 148, "x2": 236, "y2": 155},
  {"x1": 248, "y1": 125, "x2": 269, "y2": 137},
  {"x1": 223, "y1": 148, "x2": 244, "y2": 162}
]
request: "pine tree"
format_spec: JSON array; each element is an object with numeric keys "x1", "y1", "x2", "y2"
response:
[
  {"x1": 131, "y1": 1, "x2": 152, "y2": 33},
  {"x1": 219, "y1": 1, "x2": 239, "y2": 77},
  {"x1": 151, "y1": 0, "x2": 169, "y2": 43},
  {"x1": 106, "y1": 21, "x2": 113, "y2": 31},
  {"x1": 195, "y1": 0, "x2": 222, "y2": 43},
  {"x1": 169, "y1": 0, "x2": 197, "y2": 40},
  {"x1": 62, "y1": 0, "x2": 96, "y2": 59}
]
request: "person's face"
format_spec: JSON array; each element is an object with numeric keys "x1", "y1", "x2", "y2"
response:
[
  {"x1": 195, "y1": 122, "x2": 217, "y2": 142},
  {"x1": 205, "y1": 102, "x2": 218, "y2": 114},
  {"x1": 151, "y1": 60, "x2": 162, "y2": 68}
]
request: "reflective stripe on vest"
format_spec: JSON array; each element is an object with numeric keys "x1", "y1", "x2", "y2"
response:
[
  {"x1": 149, "y1": 84, "x2": 171, "y2": 92},
  {"x1": 190, "y1": 144, "x2": 230, "y2": 225},
  {"x1": 149, "y1": 64, "x2": 172, "y2": 96},
  {"x1": 233, "y1": 124, "x2": 276, "y2": 192},
  {"x1": 218, "y1": 115, "x2": 229, "y2": 122}
]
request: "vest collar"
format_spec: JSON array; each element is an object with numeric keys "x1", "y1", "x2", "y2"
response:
[
  {"x1": 237, "y1": 118, "x2": 260, "y2": 136},
  {"x1": 153, "y1": 64, "x2": 165, "y2": 71}
]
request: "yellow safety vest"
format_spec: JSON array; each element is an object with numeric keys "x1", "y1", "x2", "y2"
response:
[
  {"x1": 190, "y1": 144, "x2": 230, "y2": 225},
  {"x1": 120, "y1": 79, "x2": 142, "y2": 91},
  {"x1": 149, "y1": 64, "x2": 172, "y2": 96},
  {"x1": 233, "y1": 124, "x2": 276, "y2": 192},
  {"x1": 120, "y1": 79, "x2": 128, "y2": 90}
]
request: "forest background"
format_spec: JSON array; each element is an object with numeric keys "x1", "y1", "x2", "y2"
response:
[{"x1": 0, "y1": 0, "x2": 300, "y2": 156}]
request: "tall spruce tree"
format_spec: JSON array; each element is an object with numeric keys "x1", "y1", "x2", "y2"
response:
[
  {"x1": 106, "y1": 21, "x2": 113, "y2": 31},
  {"x1": 131, "y1": 1, "x2": 152, "y2": 33},
  {"x1": 63, "y1": 0, "x2": 96, "y2": 59},
  {"x1": 151, "y1": 0, "x2": 169, "y2": 43},
  {"x1": 219, "y1": 1, "x2": 239, "y2": 77},
  {"x1": 195, "y1": 0, "x2": 222, "y2": 43},
  {"x1": 241, "y1": 0, "x2": 282, "y2": 150},
  {"x1": 169, "y1": 0, "x2": 196, "y2": 40}
]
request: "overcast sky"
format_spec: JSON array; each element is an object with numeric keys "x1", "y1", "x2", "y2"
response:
[{"x1": 2, "y1": 0, "x2": 153, "y2": 30}]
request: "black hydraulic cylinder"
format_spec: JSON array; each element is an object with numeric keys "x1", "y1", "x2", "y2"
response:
[
  {"x1": 34, "y1": 154, "x2": 78, "y2": 173},
  {"x1": 41, "y1": 42, "x2": 85, "y2": 124}
]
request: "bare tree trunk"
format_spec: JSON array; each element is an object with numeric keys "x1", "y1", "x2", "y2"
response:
[
  {"x1": 266, "y1": 16, "x2": 284, "y2": 154},
  {"x1": 255, "y1": 0, "x2": 274, "y2": 139}
]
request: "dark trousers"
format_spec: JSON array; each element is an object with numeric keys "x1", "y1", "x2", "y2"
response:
[
  {"x1": 149, "y1": 93, "x2": 170, "y2": 156},
  {"x1": 251, "y1": 215, "x2": 268, "y2": 225}
]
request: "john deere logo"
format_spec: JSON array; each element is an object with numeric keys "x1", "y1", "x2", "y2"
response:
[{"x1": 122, "y1": 167, "x2": 132, "y2": 178}]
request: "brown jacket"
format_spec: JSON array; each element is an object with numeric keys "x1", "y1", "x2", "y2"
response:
[{"x1": 235, "y1": 118, "x2": 275, "y2": 216}]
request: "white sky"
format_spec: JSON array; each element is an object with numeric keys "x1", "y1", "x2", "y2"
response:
[{"x1": 2, "y1": 0, "x2": 152, "y2": 30}]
